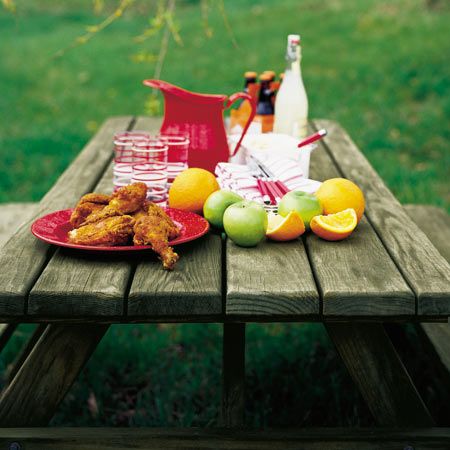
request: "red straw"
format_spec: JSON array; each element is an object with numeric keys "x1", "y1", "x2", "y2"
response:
[
  {"x1": 297, "y1": 128, "x2": 327, "y2": 148},
  {"x1": 263, "y1": 178, "x2": 280, "y2": 204},
  {"x1": 257, "y1": 178, "x2": 271, "y2": 205},
  {"x1": 269, "y1": 179, "x2": 284, "y2": 199},
  {"x1": 275, "y1": 180, "x2": 289, "y2": 195}
]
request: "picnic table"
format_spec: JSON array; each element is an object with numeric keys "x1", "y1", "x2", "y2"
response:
[{"x1": 0, "y1": 116, "x2": 449, "y2": 449}]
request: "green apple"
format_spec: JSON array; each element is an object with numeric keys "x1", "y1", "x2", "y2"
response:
[
  {"x1": 223, "y1": 200, "x2": 268, "y2": 247},
  {"x1": 278, "y1": 191, "x2": 323, "y2": 229},
  {"x1": 203, "y1": 190, "x2": 243, "y2": 229}
]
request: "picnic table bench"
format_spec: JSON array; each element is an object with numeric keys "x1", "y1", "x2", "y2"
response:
[{"x1": 0, "y1": 116, "x2": 449, "y2": 449}]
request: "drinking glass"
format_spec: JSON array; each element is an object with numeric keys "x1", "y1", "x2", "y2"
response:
[
  {"x1": 132, "y1": 140, "x2": 168, "y2": 205},
  {"x1": 156, "y1": 134, "x2": 190, "y2": 183},
  {"x1": 113, "y1": 131, "x2": 150, "y2": 189}
]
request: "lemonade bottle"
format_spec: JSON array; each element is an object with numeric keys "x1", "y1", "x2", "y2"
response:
[{"x1": 274, "y1": 34, "x2": 309, "y2": 138}]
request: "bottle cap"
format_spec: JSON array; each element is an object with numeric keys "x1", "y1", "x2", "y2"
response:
[
  {"x1": 262, "y1": 70, "x2": 276, "y2": 79},
  {"x1": 244, "y1": 71, "x2": 257, "y2": 79},
  {"x1": 259, "y1": 73, "x2": 272, "y2": 81},
  {"x1": 288, "y1": 34, "x2": 301, "y2": 45}
]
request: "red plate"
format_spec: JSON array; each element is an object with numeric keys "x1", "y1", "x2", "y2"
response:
[{"x1": 31, "y1": 208, "x2": 209, "y2": 251}]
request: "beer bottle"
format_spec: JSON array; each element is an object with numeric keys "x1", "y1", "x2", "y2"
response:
[
  {"x1": 230, "y1": 71, "x2": 258, "y2": 132},
  {"x1": 254, "y1": 73, "x2": 274, "y2": 133}
]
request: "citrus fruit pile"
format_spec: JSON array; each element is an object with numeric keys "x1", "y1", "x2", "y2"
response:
[{"x1": 169, "y1": 168, "x2": 365, "y2": 247}]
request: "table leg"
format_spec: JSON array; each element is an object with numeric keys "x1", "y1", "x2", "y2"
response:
[
  {"x1": 325, "y1": 322, "x2": 434, "y2": 426},
  {"x1": 6, "y1": 324, "x2": 48, "y2": 383},
  {"x1": 221, "y1": 323, "x2": 245, "y2": 427},
  {"x1": 0, "y1": 323, "x2": 108, "y2": 426}
]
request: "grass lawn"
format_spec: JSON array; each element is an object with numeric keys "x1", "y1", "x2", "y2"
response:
[{"x1": 0, "y1": 0, "x2": 449, "y2": 427}]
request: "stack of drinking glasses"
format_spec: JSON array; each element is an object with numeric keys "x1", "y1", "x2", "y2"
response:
[{"x1": 113, "y1": 132, "x2": 190, "y2": 206}]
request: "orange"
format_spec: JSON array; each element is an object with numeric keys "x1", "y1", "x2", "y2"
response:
[
  {"x1": 266, "y1": 211, "x2": 305, "y2": 241},
  {"x1": 315, "y1": 178, "x2": 365, "y2": 222},
  {"x1": 168, "y1": 168, "x2": 220, "y2": 214},
  {"x1": 310, "y1": 208, "x2": 358, "y2": 241}
]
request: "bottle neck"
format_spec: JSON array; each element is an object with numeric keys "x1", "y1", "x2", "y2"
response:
[
  {"x1": 286, "y1": 45, "x2": 301, "y2": 74},
  {"x1": 244, "y1": 77, "x2": 256, "y2": 92},
  {"x1": 257, "y1": 80, "x2": 274, "y2": 114}
]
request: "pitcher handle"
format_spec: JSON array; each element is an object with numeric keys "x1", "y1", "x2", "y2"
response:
[{"x1": 224, "y1": 92, "x2": 256, "y2": 157}]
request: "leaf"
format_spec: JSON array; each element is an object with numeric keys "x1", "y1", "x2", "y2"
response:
[{"x1": 87, "y1": 391, "x2": 99, "y2": 418}]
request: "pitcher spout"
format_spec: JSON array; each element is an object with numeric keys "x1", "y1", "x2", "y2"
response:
[{"x1": 143, "y1": 79, "x2": 227, "y2": 104}]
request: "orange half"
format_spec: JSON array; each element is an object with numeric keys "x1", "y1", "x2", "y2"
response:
[
  {"x1": 310, "y1": 208, "x2": 357, "y2": 241},
  {"x1": 266, "y1": 211, "x2": 305, "y2": 241}
]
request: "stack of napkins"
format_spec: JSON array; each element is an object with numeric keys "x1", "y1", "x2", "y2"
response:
[{"x1": 215, "y1": 159, "x2": 321, "y2": 203}]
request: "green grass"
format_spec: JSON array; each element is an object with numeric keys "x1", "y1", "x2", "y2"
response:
[
  {"x1": 0, "y1": 0, "x2": 449, "y2": 207},
  {"x1": 0, "y1": 0, "x2": 449, "y2": 427}
]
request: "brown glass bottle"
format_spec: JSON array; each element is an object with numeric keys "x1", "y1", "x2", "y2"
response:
[{"x1": 255, "y1": 73, "x2": 274, "y2": 132}]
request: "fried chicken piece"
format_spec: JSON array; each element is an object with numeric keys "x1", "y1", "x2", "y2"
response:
[
  {"x1": 80, "y1": 183, "x2": 147, "y2": 226},
  {"x1": 70, "y1": 193, "x2": 112, "y2": 228},
  {"x1": 68, "y1": 215, "x2": 135, "y2": 246},
  {"x1": 132, "y1": 200, "x2": 152, "y2": 222},
  {"x1": 146, "y1": 202, "x2": 180, "y2": 240},
  {"x1": 133, "y1": 205, "x2": 180, "y2": 270}
]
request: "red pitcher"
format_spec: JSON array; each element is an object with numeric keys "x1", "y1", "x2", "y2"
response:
[{"x1": 143, "y1": 80, "x2": 256, "y2": 172}]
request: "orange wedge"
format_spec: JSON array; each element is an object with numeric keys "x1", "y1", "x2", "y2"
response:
[
  {"x1": 310, "y1": 208, "x2": 357, "y2": 241},
  {"x1": 266, "y1": 211, "x2": 305, "y2": 241}
]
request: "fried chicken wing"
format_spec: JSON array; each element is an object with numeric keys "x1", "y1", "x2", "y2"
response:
[
  {"x1": 133, "y1": 204, "x2": 180, "y2": 270},
  {"x1": 68, "y1": 215, "x2": 135, "y2": 246},
  {"x1": 81, "y1": 183, "x2": 147, "y2": 226},
  {"x1": 146, "y1": 202, "x2": 180, "y2": 240},
  {"x1": 70, "y1": 193, "x2": 112, "y2": 228}
]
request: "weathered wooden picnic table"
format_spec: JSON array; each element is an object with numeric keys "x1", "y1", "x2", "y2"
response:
[{"x1": 0, "y1": 116, "x2": 449, "y2": 449}]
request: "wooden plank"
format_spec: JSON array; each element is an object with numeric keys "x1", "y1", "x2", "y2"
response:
[
  {"x1": 1, "y1": 427, "x2": 449, "y2": 449},
  {"x1": 221, "y1": 323, "x2": 245, "y2": 427},
  {"x1": 313, "y1": 119, "x2": 450, "y2": 317},
  {"x1": 0, "y1": 203, "x2": 36, "y2": 248},
  {"x1": 0, "y1": 324, "x2": 108, "y2": 426},
  {"x1": 404, "y1": 204, "x2": 450, "y2": 375},
  {"x1": 6, "y1": 324, "x2": 47, "y2": 382},
  {"x1": 28, "y1": 118, "x2": 143, "y2": 318},
  {"x1": 0, "y1": 116, "x2": 134, "y2": 317},
  {"x1": 305, "y1": 128, "x2": 414, "y2": 317},
  {"x1": 128, "y1": 233, "x2": 223, "y2": 317},
  {"x1": 404, "y1": 205, "x2": 450, "y2": 263},
  {"x1": 127, "y1": 117, "x2": 222, "y2": 318},
  {"x1": 326, "y1": 322, "x2": 434, "y2": 426},
  {"x1": 226, "y1": 237, "x2": 319, "y2": 316}
]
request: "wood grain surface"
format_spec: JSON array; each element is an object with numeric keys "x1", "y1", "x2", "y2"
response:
[
  {"x1": 405, "y1": 204, "x2": 450, "y2": 376},
  {"x1": 326, "y1": 322, "x2": 434, "y2": 426},
  {"x1": 404, "y1": 205, "x2": 450, "y2": 263},
  {"x1": 226, "y1": 237, "x2": 319, "y2": 317},
  {"x1": 306, "y1": 130, "x2": 414, "y2": 317},
  {"x1": 314, "y1": 120, "x2": 450, "y2": 316},
  {"x1": 128, "y1": 233, "x2": 223, "y2": 317},
  {"x1": 1, "y1": 427, "x2": 449, "y2": 449},
  {"x1": 6, "y1": 324, "x2": 47, "y2": 382},
  {"x1": 0, "y1": 116, "x2": 134, "y2": 317},
  {"x1": 0, "y1": 324, "x2": 108, "y2": 426}
]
